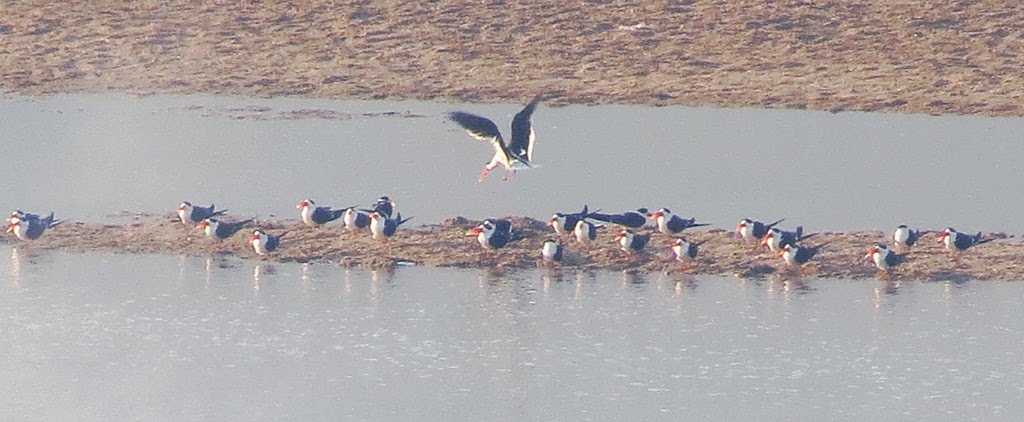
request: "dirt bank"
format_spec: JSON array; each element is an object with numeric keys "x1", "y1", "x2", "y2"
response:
[
  {"x1": 1, "y1": 1, "x2": 1022, "y2": 116},
  {"x1": 3, "y1": 214, "x2": 1022, "y2": 281}
]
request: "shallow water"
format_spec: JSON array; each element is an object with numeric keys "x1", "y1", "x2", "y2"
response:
[
  {"x1": 1, "y1": 247, "x2": 1022, "y2": 421},
  {"x1": 1, "y1": 94, "x2": 1023, "y2": 231}
]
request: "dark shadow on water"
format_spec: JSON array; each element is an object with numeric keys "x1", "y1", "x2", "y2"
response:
[{"x1": 927, "y1": 271, "x2": 973, "y2": 285}]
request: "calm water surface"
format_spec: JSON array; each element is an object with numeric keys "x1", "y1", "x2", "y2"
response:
[
  {"x1": 1, "y1": 94, "x2": 1023, "y2": 230},
  {"x1": 1, "y1": 247, "x2": 1022, "y2": 421}
]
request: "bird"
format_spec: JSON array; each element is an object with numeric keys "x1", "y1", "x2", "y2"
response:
[
  {"x1": 5, "y1": 212, "x2": 61, "y2": 241},
  {"x1": 671, "y1": 238, "x2": 706, "y2": 264},
  {"x1": 250, "y1": 229, "x2": 286, "y2": 255},
  {"x1": 588, "y1": 208, "x2": 649, "y2": 229},
  {"x1": 8, "y1": 210, "x2": 40, "y2": 224},
  {"x1": 736, "y1": 218, "x2": 784, "y2": 243},
  {"x1": 893, "y1": 225, "x2": 927, "y2": 252},
  {"x1": 197, "y1": 218, "x2": 253, "y2": 241},
  {"x1": 372, "y1": 196, "x2": 396, "y2": 219},
  {"x1": 648, "y1": 208, "x2": 709, "y2": 235},
  {"x1": 343, "y1": 207, "x2": 371, "y2": 231},
  {"x1": 780, "y1": 242, "x2": 827, "y2": 268},
  {"x1": 468, "y1": 219, "x2": 517, "y2": 249},
  {"x1": 760, "y1": 226, "x2": 815, "y2": 253},
  {"x1": 296, "y1": 199, "x2": 345, "y2": 228},
  {"x1": 937, "y1": 228, "x2": 993, "y2": 253},
  {"x1": 448, "y1": 95, "x2": 541, "y2": 182},
  {"x1": 549, "y1": 205, "x2": 592, "y2": 236},
  {"x1": 865, "y1": 243, "x2": 905, "y2": 272},
  {"x1": 614, "y1": 230, "x2": 649, "y2": 255},
  {"x1": 541, "y1": 239, "x2": 564, "y2": 263},
  {"x1": 573, "y1": 219, "x2": 601, "y2": 246},
  {"x1": 369, "y1": 212, "x2": 412, "y2": 241},
  {"x1": 177, "y1": 202, "x2": 227, "y2": 226}
]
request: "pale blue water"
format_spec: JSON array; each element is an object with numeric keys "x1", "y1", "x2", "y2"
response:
[
  {"x1": 1, "y1": 94, "x2": 1023, "y2": 231},
  {"x1": 1, "y1": 247, "x2": 1021, "y2": 421}
]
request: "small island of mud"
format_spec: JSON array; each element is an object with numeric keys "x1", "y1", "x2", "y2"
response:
[{"x1": 4, "y1": 214, "x2": 1023, "y2": 282}]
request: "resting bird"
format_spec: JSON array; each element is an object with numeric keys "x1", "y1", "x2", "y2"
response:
[
  {"x1": 297, "y1": 199, "x2": 345, "y2": 228},
  {"x1": 736, "y1": 218, "x2": 784, "y2": 243},
  {"x1": 893, "y1": 225, "x2": 927, "y2": 252},
  {"x1": 250, "y1": 229, "x2": 286, "y2": 256},
  {"x1": 549, "y1": 205, "x2": 593, "y2": 236},
  {"x1": 6, "y1": 212, "x2": 61, "y2": 241},
  {"x1": 198, "y1": 218, "x2": 253, "y2": 241},
  {"x1": 369, "y1": 212, "x2": 412, "y2": 241},
  {"x1": 177, "y1": 202, "x2": 227, "y2": 226},
  {"x1": 468, "y1": 219, "x2": 518, "y2": 249},
  {"x1": 541, "y1": 239, "x2": 564, "y2": 264},
  {"x1": 865, "y1": 243, "x2": 905, "y2": 272},
  {"x1": 589, "y1": 208, "x2": 649, "y2": 229},
  {"x1": 449, "y1": 95, "x2": 542, "y2": 182}
]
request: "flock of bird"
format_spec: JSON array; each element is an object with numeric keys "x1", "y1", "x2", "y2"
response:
[{"x1": 1, "y1": 96, "x2": 999, "y2": 274}]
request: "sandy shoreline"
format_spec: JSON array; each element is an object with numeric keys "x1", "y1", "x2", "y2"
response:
[
  {"x1": 1, "y1": 2, "x2": 1022, "y2": 116},
  {"x1": 3, "y1": 214, "x2": 1022, "y2": 281}
]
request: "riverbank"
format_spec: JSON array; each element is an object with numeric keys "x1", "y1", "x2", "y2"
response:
[
  {"x1": 3, "y1": 215, "x2": 1021, "y2": 281},
  {"x1": 1, "y1": 1, "x2": 1022, "y2": 116}
]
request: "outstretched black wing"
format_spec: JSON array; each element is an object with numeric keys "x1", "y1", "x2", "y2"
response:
[{"x1": 508, "y1": 95, "x2": 542, "y2": 162}]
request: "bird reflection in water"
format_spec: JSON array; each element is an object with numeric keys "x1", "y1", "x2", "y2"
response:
[
  {"x1": 252, "y1": 263, "x2": 278, "y2": 292},
  {"x1": 872, "y1": 280, "x2": 901, "y2": 310},
  {"x1": 8, "y1": 247, "x2": 25, "y2": 288}
]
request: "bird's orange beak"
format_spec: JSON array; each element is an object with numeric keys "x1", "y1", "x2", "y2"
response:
[
  {"x1": 196, "y1": 221, "x2": 207, "y2": 229},
  {"x1": 936, "y1": 232, "x2": 948, "y2": 243},
  {"x1": 5, "y1": 223, "x2": 15, "y2": 233},
  {"x1": 864, "y1": 247, "x2": 877, "y2": 259},
  {"x1": 466, "y1": 227, "x2": 482, "y2": 236},
  {"x1": 650, "y1": 211, "x2": 663, "y2": 219},
  {"x1": 296, "y1": 201, "x2": 306, "y2": 209},
  {"x1": 759, "y1": 233, "x2": 772, "y2": 247}
]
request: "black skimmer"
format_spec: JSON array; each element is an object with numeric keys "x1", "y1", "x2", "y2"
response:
[
  {"x1": 467, "y1": 219, "x2": 517, "y2": 249},
  {"x1": 573, "y1": 219, "x2": 602, "y2": 246},
  {"x1": 760, "y1": 226, "x2": 815, "y2": 253},
  {"x1": 865, "y1": 243, "x2": 905, "y2": 272},
  {"x1": 671, "y1": 238, "x2": 707, "y2": 263},
  {"x1": 541, "y1": 238, "x2": 564, "y2": 263},
  {"x1": 589, "y1": 209, "x2": 649, "y2": 229},
  {"x1": 197, "y1": 218, "x2": 253, "y2": 241},
  {"x1": 614, "y1": 230, "x2": 649, "y2": 255},
  {"x1": 296, "y1": 199, "x2": 345, "y2": 228},
  {"x1": 8, "y1": 210, "x2": 40, "y2": 224},
  {"x1": 5, "y1": 212, "x2": 61, "y2": 241},
  {"x1": 177, "y1": 202, "x2": 227, "y2": 226},
  {"x1": 736, "y1": 218, "x2": 784, "y2": 243},
  {"x1": 250, "y1": 229, "x2": 287, "y2": 256},
  {"x1": 549, "y1": 205, "x2": 592, "y2": 236},
  {"x1": 893, "y1": 225, "x2": 927, "y2": 251},
  {"x1": 937, "y1": 228, "x2": 993, "y2": 253},
  {"x1": 449, "y1": 95, "x2": 541, "y2": 182},
  {"x1": 648, "y1": 208, "x2": 709, "y2": 235},
  {"x1": 343, "y1": 207, "x2": 371, "y2": 231},
  {"x1": 369, "y1": 212, "x2": 412, "y2": 241},
  {"x1": 780, "y1": 242, "x2": 827, "y2": 268},
  {"x1": 372, "y1": 196, "x2": 396, "y2": 219}
]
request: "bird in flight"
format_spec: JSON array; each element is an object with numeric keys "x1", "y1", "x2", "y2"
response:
[{"x1": 449, "y1": 95, "x2": 542, "y2": 182}]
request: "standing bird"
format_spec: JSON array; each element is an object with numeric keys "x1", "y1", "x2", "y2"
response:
[
  {"x1": 8, "y1": 210, "x2": 40, "y2": 225},
  {"x1": 780, "y1": 242, "x2": 827, "y2": 268},
  {"x1": 549, "y1": 205, "x2": 592, "y2": 236},
  {"x1": 893, "y1": 225, "x2": 927, "y2": 252},
  {"x1": 343, "y1": 207, "x2": 371, "y2": 231},
  {"x1": 865, "y1": 243, "x2": 905, "y2": 272},
  {"x1": 937, "y1": 228, "x2": 993, "y2": 254},
  {"x1": 449, "y1": 95, "x2": 542, "y2": 182},
  {"x1": 541, "y1": 239, "x2": 564, "y2": 264},
  {"x1": 369, "y1": 212, "x2": 412, "y2": 241},
  {"x1": 573, "y1": 219, "x2": 601, "y2": 246},
  {"x1": 589, "y1": 208, "x2": 650, "y2": 229},
  {"x1": 6, "y1": 212, "x2": 61, "y2": 241},
  {"x1": 468, "y1": 219, "x2": 517, "y2": 249},
  {"x1": 250, "y1": 229, "x2": 286, "y2": 256},
  {"x1": 372, "y1": 196, "x2": 397, "y2": 219},
  {"x1": 760, "y1": 226, "x2": 815, "y2": 253},
  {"x1": 614, "y1": 230, "x2": 649, "y2": 255},
  {"x1": 177, "y1": 202, "x2": 227, "y2": 226},
  {"x1": 671, "y1": 238, "x2": 706, "y2": 264},
  {"x1": 648, "y1": 208, "x2": 709, "y2": 235},
  {"x1": 197, "y1": 218, "x2": 253, "y2": 241},
  {"x1": 296, "y1": 199, "x2": 345, "y2": 228},
  {"x1": 736, "y1": 218, "x2": 784, "y2": 243}
]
